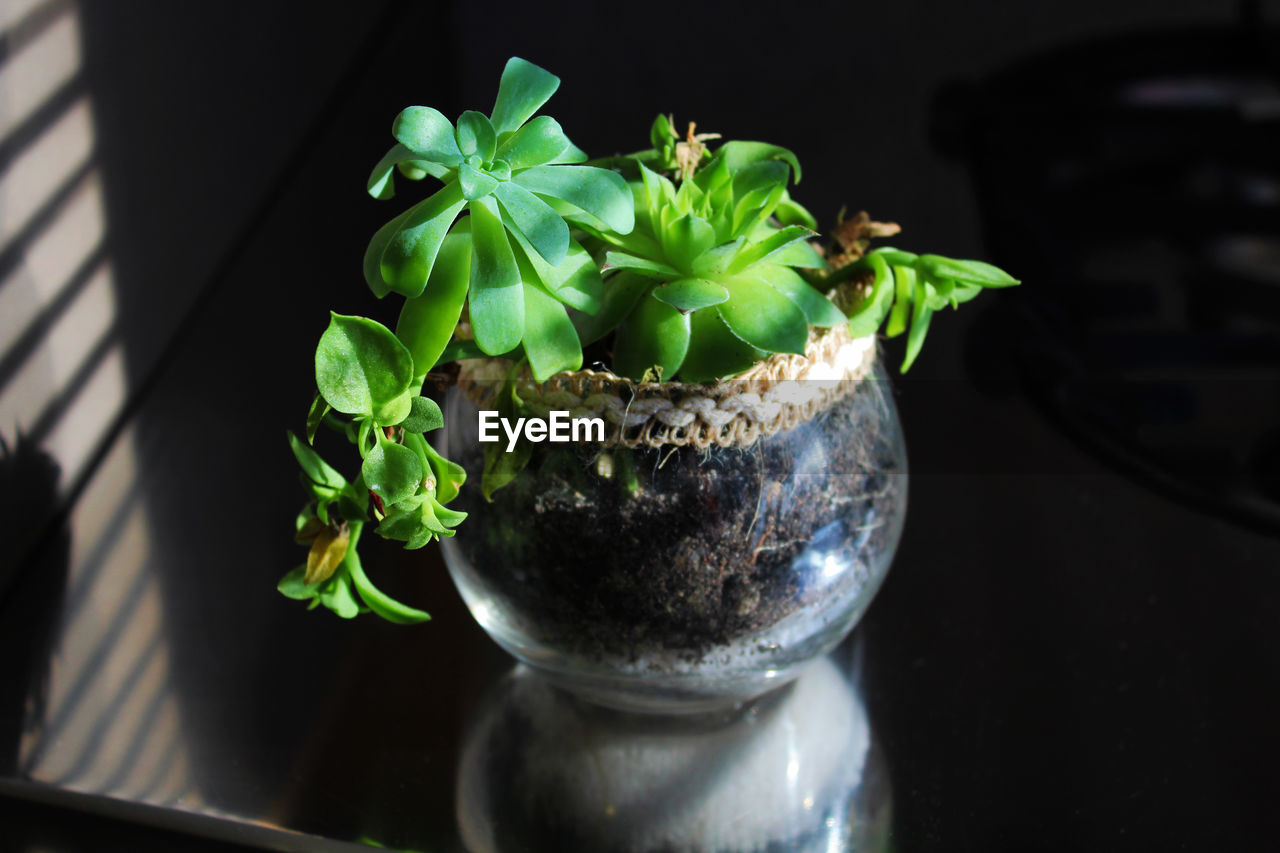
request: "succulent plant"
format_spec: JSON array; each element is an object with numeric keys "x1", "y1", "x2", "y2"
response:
[
  {"x1": 364, "y1": 57, "x2": 635, "y2": 381},
  {"x1": 280, "y1": 57, "x2": 1020, "y2": 623}
]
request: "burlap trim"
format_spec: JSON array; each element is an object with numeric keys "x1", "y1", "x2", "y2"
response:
[{"x1": 456, "y1": 322, "x2": 878, "y2": 450}]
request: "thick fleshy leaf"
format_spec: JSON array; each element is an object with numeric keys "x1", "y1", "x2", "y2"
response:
[
  {"x1": 288, "y1": 431, "x2": 346, "y2": 491},
  {"x1": 318, "y1": 571, "x2": 360, "y2": 619},
  {"x1": 514, "y1": 165, "x2": 635, "y2": 234},
  {"x1": 719, "y1": 140, "x2": 803, "y2": 183},
  {"x1": 662, "y1": 213, "x2": 717, "y2": 273},
  {"x1": 392, "y1": 106, "x2": 462, "y2": 164},
  {"x1": 315, "y1": 313, "x2": 414, "y2": 415},
  {"x1": 304, "y1": 395, "x2": 329, "y2": 445},
  {"x1": 690, "y1": 237, "x2": 746, "y2": 278},
  {"x1": 729, "y1": 225, "x2": 815, "y2": 273},
  {"x1": 455, "y1": 110, "x2": 496, "y2": 161},
  {"x1": 522, "y1": 281, "x2": 582, "y2": 380},
  {"x1": 363, "y1": 206, "x2": 414, "y2": 298},
  {"x1": 886, "y1": 264, "x2": 914, "y2": 338},
  {"x1": 755, "y1": 265, "x2": 847, "y2": 327},
  {"x1": 572, "y1": 271, "x2": 649, "y2": 345},
  {"x1": 917, "y1": 255, "x2": 1019, "y2": 287},
  {"x1": 379, "y1": 182, "x2": 467, "y2": 298},
  {"x1": 732, "y1": 160, "x2": 789, "y2": 200},
  {"x1": 347, "y1": 544, "x2": 430, "y2": 623},
  {"x1": 613, "y1": 293, "x2": 690, "y2": 380},
  {"x1": 769, "y1": 235, "x2": 827, "y2": 269},
  {"x1": 848, "y1": 253, "x2": 895, "y2": 337},
  {"x1": 902, "y1": 276, "x2": 934, "y2": 371},
  {"x1": 774, "y1": 190, "x2": 818, "y2": 229},
  {"x1": 678, "y1": 307, "x2": 765, "y2": 382},
  {"x1": 396, "y1": 229, "x2": 471, "y2": 377},
  {"x1": 603, "y1": 251, "x2": 680, "y2": 280},
  {"x1": 637, "y1": 162, "x2": 676, "y2": 232},
  {"x1": 277, "y1": 565, "x2": 320, "y2": 601},
  {"x1": 467, "y1": 198, "x2": 524, "y2": 355},
  {"x1": 496, "y1": 115, "x2": 572, "y2": 170},
  {"x1": 493, "y1": 180, "x2": 569, "y2": 266},
  {"x1": 717, "y1": 274, "x2": 809, "y2": 355},
  {"x1": 490, "y1": 57, "x2": 560, "y2": 134},
  {"x1": 547, "y1": 142, "x2": 588, "y2": 165},
  {"x1": 422, "y1": 440, "x2": 465, "y2": 504},
  {"x1": 458, "y1": 162, "x2": 499, "y2": 200},
  {"x1": 367, "y1": 143, "x2": 448, "y2": 200},
  {"x1": 362, "y1": 441, "x2": 424, "y2": 506},
  {"x1": 651, "y1": 277, "x2": 729, "y2": 313},
  {"x1": 400, "y1": 396, "x2": 443, "y2": 433},
  {"x1": 504, "y1": 222, "x2": 601, "y2": 313}
]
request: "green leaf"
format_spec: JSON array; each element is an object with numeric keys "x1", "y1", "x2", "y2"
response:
[
  {"x1": 571, "y1": 270, "x2": 650, "y2": 345},
  {"x1": 400, "y1": 396, "x2": 443, "y2": 433},
  {"x1": 717, "y1": 274, "x2": 809, "y2": 355},
  {"x1": 690, "y1": 237, "x2": 746, "y2": 278},
  {"x1": 774, "y1": 189, "x2": 817, "y2": 229},
  {"x1": 547, "y1": 142, "x2": 588, "y2": 165},
  {"x1": 916, "y1": 255, "x2": 1019, "y2": 287},
  {"x1": 729, "y1": 225, "x2": 815, "y2": 273},
  {"x1": 395, "y1": 230, "x2": 471, "y2": 377},
  {"x1": 319, "y1": 570, "x2": 360, "y2": 619},
  {"x1": 732, "y1": 161, "x2": 789, "y2": 201},
  {"x1": 362, "y1": 441, "x2": 424, "y2": 505},
  {"x1": 902, "y1": 276, "x2": 934, "y2": 371},
  {"x1": 661, "y1": 213, "x2": 717, "y2": 272},
  {"x1": 613, "y1": 293, "x2": 690, "y2": 379},
  {"x1": 315, "y1": 313, "x2": 414, "y2": 415},
  {"x1": 364, "y1": 206, "x2": 414, "y2": 298},
  {"x1": 468, "y1": 198, "x2": 524, "y2": 355},
  {"x1": 846, "y1": 255, "x2": 896, "y2": 337},
  {"x1": 481, "y1": 376, "x2": 533, "y2": 499},
  {"x1": 496, "y1": 115, "x2": 572, "y2": 170},
  {"x1": 392, "y1": 106, "x2": 462, "y2": 165},
  {"x1": 379, "y1": 182, "x2": 467, "y2": 298},
  {"x1": 885, "y1": 265, "x2": 914, "y2": 338},
  {"x1": 603, "y1": 251, "x2": 680, "y2": 280},
  {"x1": 491, "y1": 57, "x2": 559, "y2": 134},
  {"x1": 522, "y1": 281, "x2": 583, "y2": 380},
  {"x1": 458, "y1": 162, "x2": 499, "y2": 200},
  {"x1": 493, "y1": 180, "x2": 570, "y2": 266},
  {"x1": 277, "y1": 565, "x2": 320, "y2": 601},
  {"x1": 514, "y1": 165, "x2": 635, "y2": 234},
  {"x1": 677, "y1": 307, "x2": 765, "y2": 382},
  {"x1": 434, "y1": 337, "x2": 509, "y2": 365},
  {"x1": 373, "y1": 388, "x2": 413, "y2": 426},
  {"x1": 367, "y1": 143, "x2": 448, "y2": 200},
  {"x1": 421, "y1": 439, "x2": 466, "y2": 503},
  {"x1": 305, "y1": 395, "x2": 330, "y2": 445},
  {"x1": 346, "y1": 533, "x2": 430, "y2": 623},
  {"x1": 455, "y1": 110, "x2": 496, "y2": 161},
  {"x1": 719, "y1": 140, "x2": 803, "y2": 183},
  {"x1": 378, "y1": 495, "x2": 446, "y2": 548},
  {"x1": 758, "y1": 265, "x2": 846, "y2": 327},
  {"x1": 651, "y1": 277, "x2": 729, "y2": 313}
]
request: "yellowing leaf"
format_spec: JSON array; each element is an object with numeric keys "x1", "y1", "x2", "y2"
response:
[{"x1": 305, "y1": 525, "x2": 350, "y2": 585}]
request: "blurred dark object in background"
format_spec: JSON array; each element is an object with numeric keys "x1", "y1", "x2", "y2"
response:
[{"x1": 936, "y1": 17, "x2": 1280, "y2": 534}]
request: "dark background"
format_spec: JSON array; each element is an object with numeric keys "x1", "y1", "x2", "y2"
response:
[{"x1": 2, "y1": 0, "x2": 1279, "y2": 850}]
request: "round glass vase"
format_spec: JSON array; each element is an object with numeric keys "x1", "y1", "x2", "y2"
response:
[{"x1": 440, "y1": 339, "x2": 907, "y2": 714}]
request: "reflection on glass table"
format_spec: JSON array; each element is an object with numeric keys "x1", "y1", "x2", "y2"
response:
[{"x1": 457, "y1": 654, "x2": 891, "y2": 852}]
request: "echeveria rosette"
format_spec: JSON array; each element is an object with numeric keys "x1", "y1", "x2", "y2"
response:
[
  {"x1": 574, "y1": 128, "x2": 841, "y2": 382},
  {"x1": 362, "y1": 57, "x2": 635, "y2": 381}
]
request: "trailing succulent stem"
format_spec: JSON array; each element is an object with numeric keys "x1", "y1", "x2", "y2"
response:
[{"x1": 282, "y1": 56, "x2": 1020, "y2": 623}]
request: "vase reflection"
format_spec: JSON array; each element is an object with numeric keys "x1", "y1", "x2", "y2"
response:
[{"x1": 456, "y1": 653, "x2": 891, "y2": 852}]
